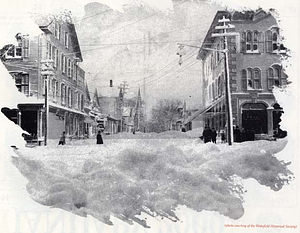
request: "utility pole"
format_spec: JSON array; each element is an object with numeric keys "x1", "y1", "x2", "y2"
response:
[
  {"x1": 211, "y1": 16, "x2": 238, "y2": 145},
  {"x1": 118, "y1": 81, "x2": 129, "y2": 133},
  {"x1": 41, "y1": 59, "x2": 54, "y2": 146},
  {"x1": 177, "y1": 16, "x2": 238, "y2": 145}
]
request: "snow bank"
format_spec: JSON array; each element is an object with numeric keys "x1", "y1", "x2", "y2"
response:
[{"x1": 12, "y1": 138, "x2": 293, "y2": 228}]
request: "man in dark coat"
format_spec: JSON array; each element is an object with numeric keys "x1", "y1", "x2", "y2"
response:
[
  {"x1": 96, "y1": 131, "x2": 103, "y2": 144},
  {"x1": 202, "y1": 126, "x2": 212, "y2": 143},
  {"x1": 234, "y1": 126, "x2": 242, "y2": 142},
  {"x1": 211, "y1": 128, "x2": 217, "y2": 143}
]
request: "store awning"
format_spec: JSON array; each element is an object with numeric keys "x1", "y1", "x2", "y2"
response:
[
  {"x1": 84, "y1": 117, "x2": 94, "y2": 124},
  {"x1": 184, "y1": 96, "x2": 225, "y2": 124}
]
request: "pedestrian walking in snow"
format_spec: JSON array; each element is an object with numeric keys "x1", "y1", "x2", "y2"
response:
[
  {"x1": 221, "y1": 130, "x2": 226, "y2": 143},
  {"x1": 96, "y1": 131, "x2": 103, "y2": 144},
  {"x1": 202, "y1": 126, "x2": 212, "y2": 143},
  {"x1": 234, "y1": 126, "x2": 242, "y2": 142},
  {"x1": 211, "y1": 128, "x2": 217, "y2": 143},
  {"x1": 58, "y1": 131, "x2": 66, "y2": 145}
]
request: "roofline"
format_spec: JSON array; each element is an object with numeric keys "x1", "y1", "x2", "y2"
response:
[{"x1": 197, "y1": 10, "x2": 273, "y2": 60}]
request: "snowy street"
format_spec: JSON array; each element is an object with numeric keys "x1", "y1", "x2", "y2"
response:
[{"x1": 11, "y1": 133, "x2": 293, "y2": 228}]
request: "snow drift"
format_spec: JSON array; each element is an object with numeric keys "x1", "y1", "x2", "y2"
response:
[{"x1": 11, "y1": 138, "x2": 293, "y2": 228}]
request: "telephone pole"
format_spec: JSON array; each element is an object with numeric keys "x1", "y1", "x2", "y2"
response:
[
  {"x1": 177, "y1": 16, "x2": 238, "y2": 145},
  {"x1": 118, "y1": 81, "x2": 129, "y2": 133},
  {"x1": 212, "y1": 16, "x2": 238, "y2": 145}
]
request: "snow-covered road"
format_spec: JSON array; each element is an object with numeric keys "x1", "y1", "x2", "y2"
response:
[{"x1": 11, "y1": 135, "x2": 293, "y2": 228}]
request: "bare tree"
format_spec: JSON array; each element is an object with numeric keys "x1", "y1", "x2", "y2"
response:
[{"x1": 149, "y1": 99, "x2": 183, "y2": 132}]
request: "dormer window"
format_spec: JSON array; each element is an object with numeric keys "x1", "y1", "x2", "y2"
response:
[{"x1": 54, "y1": 22, "x2": 61, "y2": 40}]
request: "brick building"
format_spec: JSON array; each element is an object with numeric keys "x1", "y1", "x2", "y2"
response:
[
  {"x1": 186, "y1": 9, "x2": 287, "y2": 136},
  {"x1": 1, "y1": 13, "x2": 87, "y2": 142}
]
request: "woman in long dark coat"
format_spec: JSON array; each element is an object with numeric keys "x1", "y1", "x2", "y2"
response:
[{"x1": 96, "y1": 131, "x2": 103, "y2": 144}]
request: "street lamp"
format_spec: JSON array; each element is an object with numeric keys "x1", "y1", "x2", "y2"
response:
[{"x1": 41, "y1": 59, "x2": 54, "y2": 146}]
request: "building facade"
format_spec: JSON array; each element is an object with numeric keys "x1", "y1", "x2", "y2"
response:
[
  {"x1": 188, "y1": 10, "x2": 287, "y2": 136},
  {"x1": 1, "y1": 13, "x2": 87, "y2": 142}
]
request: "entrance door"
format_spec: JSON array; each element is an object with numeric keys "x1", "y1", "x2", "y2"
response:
[
  {"x1": 21, "y1": 110, "x2": 38, "y2": 138},
  {"x1": 241, "y1": 103, "x2": 267, "y2": 134}
]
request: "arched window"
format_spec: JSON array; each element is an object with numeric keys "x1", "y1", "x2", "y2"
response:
[
  {"x1": 242, "y1": 68, "x2": 261, "y2": 90},
  {"x1": 267, "y1": 65, "x2": 285, "y2": 89},
  {"x1": 247, "y1": 68, "x2": 253, "y2": 89},
  {"x1": 254, "y1": 69, "x2": 262, "y2": 89},
  {"x1": 272, "y1": 31, "x2": 278, "y2": 51},
  {"x1": 246, "y1": 31, "x2": 252, "y2": 51},
  {"x1": 241, "y1": 69, "x2": 247, "y2": 90},
  {"x1": 253, "y1": 31, "x2": 259, "y2": 51},
  {"x1": 266, "y1": 27, "x2": 286, "y2": 53}
]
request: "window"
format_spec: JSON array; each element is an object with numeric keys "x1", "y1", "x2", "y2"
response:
[
  {"x1": 61, "y1": 54, "x2": 65, "y2": 73},
  {"x1": 81, "y1": 94, "x2": 84, "y2": 111},
  {"x1": 55, "y1": 49, "x2": 59, "y2": 69},
  {"x1": 217, "y1": 44, "x2": 220, "y2": 62},
  {"x1": 64, "y1": 56, "x2": 67, "y2": 74},
  {"x1": 217, "y1": 75, "x2": 224, "y2": 97},
  {"x1": 71, "y1": 62, "x2": 74, "y2": 79},
  {"x1": 6, "y1": 45, "x2": 22, "y2": 58},
  {"x1": 241, "y1": 68, "x2": 261, "y2": 90},
  {"x1": 67, "y1": 59, "x2": 71, "y2": 77},
  {"x1": 274, "y1": 66, "x2": 281, "y2": 87},
  {"x1": 64, "y1": 85, "x2": 67, "y2": 105},
  {"x1": 247, "y1": 68, "x2": 253, "y2": 89},
  {"x1": 64, "y1": 32, "x2": 69, "y2": 48},
  {"x1": 55, "y1": 81, "x2": 59, "y2": 100},
  {"x1": 241, "y1": 31, "x2": 263, "y2": 53},
  {"x1": 52, "y1": 46, "x2": 56, "y2": 67},
  {"x1": 55, "y1": 22, "x2": 61, "y2": 40},
  {"x1": 10, "y1": 72, "x2": 29, "y2": 96},
  {"x1": 253, "y1": 31, "x2": 259, "y2": 51},
  {"x1": 23, "y1": 36, "x2": 29, "y2": 58},
  {"x1": 68, "y1": 87, "x2": 72, "y2": 107},
  {"x1": 267, "y1": 65, "x2": 287, "y2": 89},
  {"x1": 61, "y1": 83, "x2": 65, "y2": 105},
  {"x1": 246, "y1": 32, "x2": 252, "y2": 51},
  {"x1": 265, "y1": 27, "x2": 286, "y2": 53},
  {"x1": 254, "y1": 69, "x2": 262, "y2": 89}
]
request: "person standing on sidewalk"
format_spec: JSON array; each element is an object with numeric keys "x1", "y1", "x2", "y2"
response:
[
  {"x1": 96, "y1": 131, "x2": 103, "y2": 145},
  {"x1": 211, "y1": 128, "x2": 217, "y2": 144},
  {"x1": 58, "y1": 131, "x2": 66, "y2": 145}
]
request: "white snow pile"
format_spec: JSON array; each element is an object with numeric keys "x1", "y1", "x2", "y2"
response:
[{"x1": 11, "y1": 138, "x2": 293, "y2": 228}]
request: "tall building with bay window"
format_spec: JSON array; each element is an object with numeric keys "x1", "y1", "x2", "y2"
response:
[
  {"x1": 1, "y1": 12, "x2": 87, "y2": 143},
  {"x1": 185, "y1": 9, "x2": 287, "y2": 137}
]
